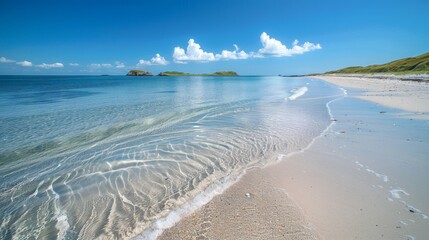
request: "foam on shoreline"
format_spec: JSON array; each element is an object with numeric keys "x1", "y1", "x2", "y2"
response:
[
  {"x1": 287, "y1": 86, "x2": 308, "y2": 101},
  {"x1": 0, "y1": 76, "x2": 350, "y2": 239},
  {"x1": 355, "y1": 160, "x2": 428, "y2": 222},
  {"x1": 154, "y1": 87, "x2": 348, "y2": 239},
  {"x1": 157, "y1": 76, "x2": 429, "y2": 239},
  {"x1": 134, "y1": 174, "x2": 242, "y2": 239},
  {"x1": 281, "y1": 88, "x2": 347, "y2": 159}
]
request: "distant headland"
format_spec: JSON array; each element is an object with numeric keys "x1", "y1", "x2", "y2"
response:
[
  {"x1": 280, "y1": 52, "x2": 429, "y2": 81},
  {"x1": 326, "y1": 52, "x2": 429, "y2": 75},
  {"x1": 126, "y1": 70, "x2": 238, "y2": 77}
]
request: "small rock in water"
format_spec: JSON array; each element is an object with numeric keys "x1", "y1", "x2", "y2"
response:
[{"x1": 245, "y1": 193, "x2": 251, "y2": 198}]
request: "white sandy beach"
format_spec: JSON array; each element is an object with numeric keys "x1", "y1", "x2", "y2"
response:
[
  {"x1": 316, "y1": 75, "x2": 429, "y2": 119},
  {"x1": 160, "y1": 75, "x2": 429, "y2": 239}
]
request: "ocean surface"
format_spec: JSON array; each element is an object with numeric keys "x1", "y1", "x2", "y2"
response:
[{"x1": 0, "y1": 75, "x2": 344, "y2": 239}]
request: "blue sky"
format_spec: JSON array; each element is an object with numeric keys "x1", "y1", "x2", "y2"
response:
[{"x1": 0, "y1": 0, "x2": 428, "y2": 75}]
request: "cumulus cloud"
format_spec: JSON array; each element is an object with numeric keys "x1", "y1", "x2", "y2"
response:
[
  {"x1": 215, "y1": 44, "x2": 250, "y2": 60},
  {"x1": 36, "y1": 62, "x2": 64, "y2": 69},
  {"x1": 151, "y1": 54, "x2": 169, "y2": 65},
  {"x1": 173, "y1": 39, "x2": 254, "y2": 63},
  {"x1": 2, "y1": 32, "x2": 321, "y2": 70},
  {"x1": 89, "y1": 63, "x2": 113, "y2": 68},
  {"x1": 258, "y1": 32, "x2": 321, "y2": 56},
  {"x1": 137, "y1": 59, "x2": 150, "y2": 65},
  {"x1": 172, "y1": 33, "x2": 320, "y2": 63},
  {"x1": 173, "y1": 39, "x2": 216, "y2": 62},
  {"x1": 115, "y1": 61, "x2": 125, "y2": 68},
  {"x1": 0, "y1": 57, "x2": 15, "y2": 63},
  {"x1": 137, "y1": 53, "x2": 168, "y2": 66},
  {"x1": 16, "y1": 61, "x2": 33, "y2": 67}
]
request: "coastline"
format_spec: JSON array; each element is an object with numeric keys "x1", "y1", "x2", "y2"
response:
[
  {"x1": 158, "y1": 75, "x2": 429, "y2": 239},
  {"x1": 314, "y1": 75, "x2": 429, "y2": 119}
]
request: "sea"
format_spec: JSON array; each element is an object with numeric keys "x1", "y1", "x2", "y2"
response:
[{"x1": 0, "y1": 75, "x2": 344, "y2": 239}]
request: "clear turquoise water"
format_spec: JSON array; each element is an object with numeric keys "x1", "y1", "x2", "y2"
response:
[{"x1": 0, "y1": 75, "x2": 343, "y2": 239}]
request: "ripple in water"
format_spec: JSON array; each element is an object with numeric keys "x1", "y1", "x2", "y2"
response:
[{"x1": 0, "y1": 76, "x2": 343, "y2": 239}]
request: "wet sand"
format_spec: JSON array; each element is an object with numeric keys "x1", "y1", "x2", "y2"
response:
[
  {"x1": 159, "y1": 75, "x2": 429, "y2": 239},
  {"x1": 160, "y1": 169, "x2": 319, "y2": 240},
  {"x1": 264, "y1": 95, "x2": 429, "y2": 239}
]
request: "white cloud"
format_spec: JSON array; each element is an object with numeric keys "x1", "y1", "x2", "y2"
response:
[
  {"x1": 172, "y1": 33, "x2": 320, "y2": 63},
  {"x1": 137, "y1": 59, "x2": 151, "y2": 65},
  {"x1": 137, "y1": 53, "x2": 168, "y2": 66},
  {"x1": 16, "y1": 61, "x2": 33, "y2": 67},
  {"x1": 289, "y1": 39, "x2": 322, "y2": 55},
  {"x1": 89, "y1": 63, "x2": 113, "y2": 68},
  {"x1": 173, "y1": 40, "x2": 254, "y2": 63},
  {"x1": 0, "y1": 57, "x2": 15, "y2": 63},
  {"x1": 215, "y1": 44, "x2": 250, "y2": 60},
  {"x1": 173, "y1": 39, "x2": 216, "y2": 62},
  {"x1": 258, "y1": 32, "x2": 321, "y2": 57},
  {"x1": 115, "y1": 61, "x2": 125, "y2": 68},
  {"x1": 151, "y1": 54, "x2": 168, "y2": 65},
  {"x1": 3, "y1": 32, "x2": 321, "y2": 70},
  {"x1": 36, "y1": 62, "x2": 64, "y2": 69}
]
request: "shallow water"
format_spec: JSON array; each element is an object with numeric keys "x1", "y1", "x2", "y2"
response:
[{"x1": 0, "y1": 75, "x2": 343, "y2": 239}]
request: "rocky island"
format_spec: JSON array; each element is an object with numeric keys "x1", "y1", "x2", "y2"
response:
[
  {"x1": 126, "y1": 70, "x2": 238, "y2": 77},
  {"x1": 126, "y1": 70, "x2": 153, "y2": 76}
]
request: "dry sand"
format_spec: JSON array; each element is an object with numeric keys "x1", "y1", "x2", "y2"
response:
[
  {"x1": 314, "y1": 75, "x2": 429, "y2": 119},
  {"x1": 159, "y1": 75, "x2": 429, "y2": 239}
]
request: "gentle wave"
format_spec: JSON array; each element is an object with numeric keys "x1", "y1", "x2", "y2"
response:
[
  {"x1": 0, "y1": 101, "x2": 297, "y2": 238},
  {"x1": 135, "y1": 173, "x2": 241, "y2": 240},
  {"x1": 0, "y1": 76, "x2": 344, "y2": 239},
  {"x1": 287, "y1": 86, "x2": 308, "y2": 101},
  {"x1": 138, "y1": 88, "x2": 349, "y2": 239}
]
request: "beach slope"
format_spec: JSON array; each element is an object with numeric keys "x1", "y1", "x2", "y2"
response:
[{"x1": 160, "y1": 75, "x2": 429, "y2": 239}]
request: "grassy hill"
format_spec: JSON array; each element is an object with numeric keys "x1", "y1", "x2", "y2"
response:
[{"x1": 327, "y1": 52, "x2": 429, "y2": 75}]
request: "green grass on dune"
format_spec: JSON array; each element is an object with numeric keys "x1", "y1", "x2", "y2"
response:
[{"x1": 327, "y1": 52, "x2": 429, "y2": 75}]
